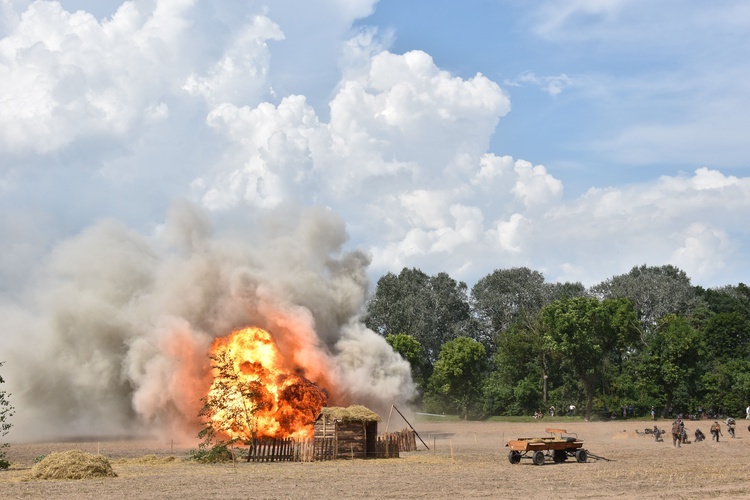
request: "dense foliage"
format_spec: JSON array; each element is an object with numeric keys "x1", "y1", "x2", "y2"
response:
[{"x1": 366, "y1": 266, "x2": 750, "y2": 420}]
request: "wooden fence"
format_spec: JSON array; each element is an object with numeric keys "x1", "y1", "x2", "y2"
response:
[
  {"x1": 244, "y1": 432, "x2": 412, "y2": 462},
  {"x1": 246, "y1": 437, "x2": 297, "y2": 462},
  {"x1": 376, "y1": 433, "x2": 400, "y2": 458},
  {"x1": 395, "y1": 429, "x2": 417, "y2": 452},
  {"x1": 245, "y1": 436, "x2": 337, "y2": 462}
]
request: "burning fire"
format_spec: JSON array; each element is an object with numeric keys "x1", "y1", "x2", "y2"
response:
[{"x1": 205, "y1": 326, "x2": 327, "y2": 440}]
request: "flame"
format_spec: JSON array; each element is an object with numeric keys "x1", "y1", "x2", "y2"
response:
[{"x1": 205, "y1": 326, "x2": 327, "y2": 440}]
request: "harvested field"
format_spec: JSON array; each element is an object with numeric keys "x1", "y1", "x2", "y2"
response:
[{"x1": 1, "y1": 419, "x2": 748, "y2": 499}]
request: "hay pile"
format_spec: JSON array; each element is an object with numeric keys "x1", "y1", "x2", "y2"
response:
[
  {"x1": 116, "y1": 454, "x2": 179, "y2": 465},
  {"x1": 318, "y1": 405, "x2": 382, "y2": 422},
  {"x1": 31, "y1": 450, "x2": 117, "y2": 480}
]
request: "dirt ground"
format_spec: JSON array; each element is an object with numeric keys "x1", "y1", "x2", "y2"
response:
[{"x1": 1, "y1": 418, "x2": 749, "y2": 499}]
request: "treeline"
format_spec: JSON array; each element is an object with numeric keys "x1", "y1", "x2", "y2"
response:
[{"x1": 364, "y1": 265, "x2": 750, "y2": 421}]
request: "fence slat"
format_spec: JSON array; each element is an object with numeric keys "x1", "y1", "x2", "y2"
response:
[{"x1": 243, "y1": 433, "x2": 409, "y2": 463}]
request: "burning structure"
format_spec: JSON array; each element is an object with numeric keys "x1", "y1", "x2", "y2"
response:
[
  {"x1": 315, "y1": 405, "x2": 382, "y2": 459},
  {"x1": 201, "y1": 326, "x2": 328, "y2": 441},
  {"x1": 2, "y1": 203, "x2": 416, "y2": 442}
]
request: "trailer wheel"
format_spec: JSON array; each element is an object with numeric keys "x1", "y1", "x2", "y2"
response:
[
  {"x1": 575, "y1": 449, "x2": 587, "y2": 463},
  {"x1": 532, "y1": 451, "x2": 545, "y2": 466},
  {"x1": 508, "y1": 451, "x2": 521, "y2": 464}
]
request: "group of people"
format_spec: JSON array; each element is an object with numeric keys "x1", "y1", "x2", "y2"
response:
[
  {"x1": 545, "y1": 404, "x2": 575, "y2": 417},
  {"x1": 664, "y1": 416, "x2": 737, "y2": 446}
]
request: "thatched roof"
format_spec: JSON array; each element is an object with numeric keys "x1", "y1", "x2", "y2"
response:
[
  {"x1": 317, "y1": 405, "x2": 382, "y2": 422},
  {"x1": 30, "y1": 450, "x2": 117, "y2": 480}
]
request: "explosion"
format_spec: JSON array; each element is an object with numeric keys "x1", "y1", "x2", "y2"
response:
[
  {"x1": 3, "y1": 204, "x2": 416, "y2": 442},
  {"x1": 203, "y1": 326, "x2": 328, "y2": 440}
]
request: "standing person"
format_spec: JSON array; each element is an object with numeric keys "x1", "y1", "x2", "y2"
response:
[
  {"x1": 710, "y1": 420, "x2": 723, "y2": 442},
  {"x1": 746, "y1": 405, "x2": 750, "y2": 420},
  {"x1": 651, "y1": 406, "x2": 656, "y2": 421},
  {"x1": 726, "y1": 416, "x2": 736, "y2": 438},
  {"x1": 549, "y1": 405, "x2": 556, "y2": 417},
  {"x1": 671, "y1": 417, "x2": 684, "y2": 447}
]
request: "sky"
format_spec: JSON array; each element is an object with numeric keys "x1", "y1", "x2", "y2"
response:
[
  {"x1": 2, "y1": 0, "x2": 750, "y2": 440},
  {"x1": 2, "y1": 0, "x2": 750, "y2": 293}
]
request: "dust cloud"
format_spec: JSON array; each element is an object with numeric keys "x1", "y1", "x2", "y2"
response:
[{"x1": 0, "y1": 201, "x2": 415, "y2": 441}]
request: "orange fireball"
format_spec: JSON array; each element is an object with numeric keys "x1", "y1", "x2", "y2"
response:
[{"x1": 203, "y1": 326, "x2": 327, "y2": 440}]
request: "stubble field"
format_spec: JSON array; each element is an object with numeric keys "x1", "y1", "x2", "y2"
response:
[{"x1": 1, "y1": 418, "x2": 749, "y2": 499}]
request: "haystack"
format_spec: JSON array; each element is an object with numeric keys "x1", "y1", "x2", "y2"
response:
[
  {"x1": 31, "y1": 450, "x2": 117, "y2": 480},
  {"x1": 317, "y1": 404, "x2": 382, "y2": 422}
]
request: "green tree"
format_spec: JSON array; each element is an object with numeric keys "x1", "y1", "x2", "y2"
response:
[
  {"x1": 198, "y1": 351, "x2": 268, "y2": 461},
  {"x1": 426, "y1": 337, "x2": 487, "y2": 419},
  {"x1": 702, "y1": 312, "x2": 750, "y2": 361},
  {"x1": 541, "y1": 297, "x2": 639, "y2": 421},
  {"x1": 470, "y1": 267, "x2": 584, "y2": 353},
  {"x1": 701, "y1": 358, "x2": 750, "y2": 417},
  {"x1": 0, "y1": 362, "x2": 14, "y2": 470},
  {"x1": 471, "y1": 267, "x2": 547, "y2": 339},
  {"x1": 698, "y1": 283, "x2": 750, "y2": 318},
  {"x1": 483, "y1": 312, "x2": 553, "y2": 416},
  {"x1": 365, "y1": 268, "x2": 475, "y2": 362},
  {"x1": 591, "y1": 265, "x2": 704, "y2": 337},
  {"x1": 385, "y1": 333, "x2": 430, "y2": 390},
  {"x1": 641, "y1": 314, "x2": 703, "y2": 417},
  {"x1": 544, "y1": 281, "x2": 587, "y2": 303}
]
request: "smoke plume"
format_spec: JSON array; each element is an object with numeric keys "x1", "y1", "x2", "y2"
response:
[{"x1": 1, "y1": 201, "x2": 415, "y2": 441}]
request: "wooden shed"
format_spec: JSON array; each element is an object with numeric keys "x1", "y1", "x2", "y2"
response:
[{"x1": 314, "y1": 405, "x2": 381, "y2": 459}]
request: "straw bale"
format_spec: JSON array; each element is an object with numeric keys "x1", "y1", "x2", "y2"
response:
[
  {"x1": 30, "y1": 450, "x2": 117, "y2": 480},
  {"x1": 121, "y1": 454, "x2": 179, "y2": 465},
  {"x1": 318, "y1": 405, "x2": 381, "y2": 422}
]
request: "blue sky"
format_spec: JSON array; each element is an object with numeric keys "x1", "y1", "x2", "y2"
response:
[
  {"x1": 363, "y1": 0, "x2": 750, "y2": 192},
  {"x1": 2, "y1": 0, "x2": 749, "y2": 292},
  {"x1": 2, "y1": 0, "x2": 750, "y2": 439}
]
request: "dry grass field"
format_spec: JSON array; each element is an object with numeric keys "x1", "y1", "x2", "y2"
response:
[{"x1": 1, "y1": 418, "x2": 749, "y2": 499}]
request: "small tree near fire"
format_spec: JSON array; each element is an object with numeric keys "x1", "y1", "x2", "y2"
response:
[
  {"x1": 0, "y1": 362, "x2": 15, "y2": 470},
  {"x1": 196, "y1": 351, "x2": 266, "y2": 462}
]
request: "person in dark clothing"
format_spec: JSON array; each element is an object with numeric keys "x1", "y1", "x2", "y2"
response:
[
  {"x1": 726, "y1": 417, "x2": 736, "y2": 438},
  {"x1": 653, "y1": 425, "x2": 663, "y2": 442},
  {"x1": 710, "y1": 421, "x2": 722, "y2": 442},
  {"x1": 671, "y1": 418, "x2": 684, "y2": 447},
  {"x1": 694, "y1": 428, "x2": 705, "y2": 442}
]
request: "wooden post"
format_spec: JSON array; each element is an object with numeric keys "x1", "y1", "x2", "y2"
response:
[
  {"x1": 385, "y1": 404, "x2": 394, "y2": 434},
  {"x1": 392, "y1": 405, "x2": 430, "y2": 450}
]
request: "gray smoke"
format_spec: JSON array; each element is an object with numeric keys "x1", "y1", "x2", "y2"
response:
[{"x1": 1, "y1": 201, "x2": 415, "y2": 441}]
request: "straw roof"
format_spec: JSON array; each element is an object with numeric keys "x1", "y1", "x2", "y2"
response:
[
  {"x1": 30, "y1": 450, "x2": 117, "y2": 480},
  {"x1": 317, "y1": 405, "x2": 382, "y2": 422}
]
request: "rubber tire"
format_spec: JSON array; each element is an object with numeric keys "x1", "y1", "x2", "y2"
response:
[
  {"x1": 575, "y1": 449, "x2": 587, "y2": 463},
  {"x1": 508, "y1": 451, "x2": 521, "y2": 464},
  {"x1": 553, "y1": 450, "x2": 567, "y2": 463},
  {"x1": 532, "y1": 451, "x2": 545, "y2": 466}
]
